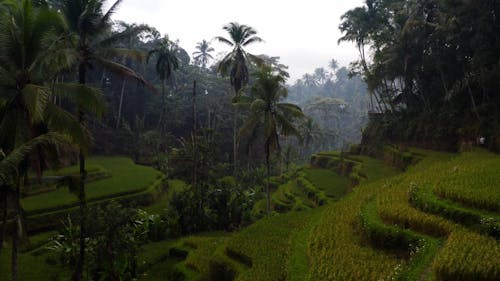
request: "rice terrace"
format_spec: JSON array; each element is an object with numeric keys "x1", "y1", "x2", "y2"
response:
[{"x1": 0, "y1": 0, "x2": 499, "y2": 280}]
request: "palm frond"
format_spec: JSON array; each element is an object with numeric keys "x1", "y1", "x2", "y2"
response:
[
  {"x1": 214, "y1": 36, "x2": 234, "y2": 47},
  {"x1": 99, "y1": 0, "x2": 123, "y2": 29},
  {"x1": 238, "y1": 114, "x2": 261, "y2": 139},
  {"x1": 44, "y1": 103, "x2": 92, "y2": 152},
  {"x1": 52, "y1": 83, "x2": 105, "y2": 117},
  {"x1": 95, "y1": 57, "x2": 157, "y2": 93},
  {"x1": 278, "y1": 103, "x2": 305, "y2": 119},
  {"x1": 276, "y1": 114, "x2": 302, "y2": 141},
  {"x1": 216, "y1": 52, "x2": 235, "y2": 76},
  {"x1": 22, "y1": 84, "x2": 50, "y2": 123},
  {"x1": 0, "y1": 132, "x2": 69, "y2": 184},
  {"x1": 242, "y1": 36, "x2": 263, "y2": 46}
]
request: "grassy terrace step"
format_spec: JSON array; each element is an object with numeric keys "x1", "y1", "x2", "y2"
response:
[
  {"x1": 24, "y1": 165, "x2": 110, "y2": 197},
  {"x1": 0, "y1": 240, "x2": 71, "y2": 281},
  {"x1": 310, "y1": 151, "x2": 400, "y2": 185},
  {"x1": 219, "y1": 210, "x2": 317, "y2": 281},
  {"x1": 22, "y1": 157, "x2": 162, "y2": 215},
  {"x1": 288, "y1": 208, "x2": 324, "y2": 281},
  {"x1": 431, "y1": 151, "x2": 500, "y2": 212},
  {"x1": 410, "y1": 185, "x2": 500, "y2": 239},
  {"x1": 25, "y1": 174, "x2": 166, "y2": 233},
  {"x1": 308, "y1": 149, "x2": 500, "y2": 281},
  {"x1": 296, "y1": 173, "x2": 328, "y2": 206},
  {"x1": 307, "y1": 176, "x2": 407, "y2": 281},
  {"x1": 432, "y1": 230, "x2": 500, "y2": 281},
  {"x1": 303, "y1": 168, "x2": 350, "y2": 200},
  {"x1": 360, "y1": 200, "x2": 442, "y2": 281}
]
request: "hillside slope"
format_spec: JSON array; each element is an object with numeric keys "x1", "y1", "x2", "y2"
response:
[{"x1": 308, "y1": 149, "x2": 500, "y2": 281}]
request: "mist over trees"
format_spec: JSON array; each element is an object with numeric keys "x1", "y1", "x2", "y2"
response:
[{"x1": 286, "y1": 62, "x2": 369, "y2": 154}]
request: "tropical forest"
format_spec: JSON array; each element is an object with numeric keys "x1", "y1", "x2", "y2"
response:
[{"x1": 0, "y1": 0, "x2": 499, "y2": 280}]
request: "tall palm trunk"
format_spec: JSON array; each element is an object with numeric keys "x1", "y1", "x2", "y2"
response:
[
  {"x1": 0, "y1": 190, "x2": 7, "y2": 254},
  {"x1": 116, "y1": 79, "x2": 126, "y2": 129},
  {"x1": 192, "y1": 80, "x2": 197, "y2": 186},
  {"x1": 233, "y1": 105, "x2": 239, "y2": 176},
  {"x1": 11, "y1": 179, "x2": 21, "y2": 281},
  {"x1": 265, "y1": 139, "x2": 271, "y2": 214},
  {"x1": 158, "y1": 79, "x2": 166, "y2": 135},
  {"x1": 73, "y1": 62, "x2": 88, "y2": 281}
]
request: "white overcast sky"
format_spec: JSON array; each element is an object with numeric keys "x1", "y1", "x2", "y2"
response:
[{"x1": 109, "y1": 0, "x2": 365, "y2": 82}]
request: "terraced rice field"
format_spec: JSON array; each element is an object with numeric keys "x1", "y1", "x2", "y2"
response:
[{"x1": 308, "y1": 149, "x2": 500, "y2": 281}]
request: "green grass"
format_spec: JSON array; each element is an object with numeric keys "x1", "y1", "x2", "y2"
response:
[
  {"x1": 303, "y1": 168, "x2": 350, "y2": 199},
  {"x1": 288, "y1": 208, "x2": 324, "y2": 281},
  {"x1": 432, "y1": 151, "x2": 500, "y2": 212},
  {"x1": 224, "y1": 210, "x2": 317, "y2": 281},
  {"x1": 349, "y1": 155, "x2": 400, "y2": 183},
  {"x1": 22, "y1": 157, "x2": 162, "y2": 214},
  {"x1": 0, "y1": 232, "x2": 71, "y2": 281},
  {"x1": 309, "y1": 149, "x2": 500, "y2": 281},
  {"x1": 139, "y1": 233, "x2": 229, "y2": 281},
  {"x1": 138, "y1": 239, "x2": 177, "y2": 270}
]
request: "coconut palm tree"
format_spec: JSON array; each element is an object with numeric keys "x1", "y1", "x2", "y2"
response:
[
  {"x1": 313, "y1": 67, "x2": 330, "y2": 85},
  {"x1": 215, "y1": 22, "x2": 263, "y2": 172},
  {"x1": 0, "y1": 133, "x2": 69, "y2": 280},
  {"x1": 0, "y1": 2, "x2": 103, "y2": 280},
  {"x1": 329, "y1": 58, "x2": 339, "y2": 72},
  {"x1": 300, "y1": 117, "x2": 323, "y2": 149},
  {"x1": 302, "y1": 73, "x2": 318, "y2": 88},
  {"x1": 193, "y1": 39, "x2": 214, "y2": 69},
  {"x1": 235, "y1": 65, "x2": 304, "y2": 213},
  {"x1": 215, "y1": 22, "x2": 264, "y2": 93},
  {"x1": 147, "y1": 36, "x2": 179, "y2": 134},
  {"x1": 48, "y1": 1, "x2": 151, "y2": 279}
]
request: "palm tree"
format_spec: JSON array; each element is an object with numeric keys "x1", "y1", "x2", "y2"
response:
[
  {"x1": 193, "y1": 39, "x2": 214, "y2": 69},
  {"x1": 235, "y1": 65, "x2": 304, "y2": 213},
  {"x1": 0, "y1": 133, "x2": 69, "y2": 280},
  {"x1": 300, "y1": 117, "x2": 323, "y2": 149},
  {"x1": 329, "y1": 58, "x2": 339, "y2": 72},
  {"x1": 313, "y1": 67, "x2": 330, "y2": 85},
  {"x1": 49, "y1": 1, "x2": 151, "y2": 280},
  {"x1": 0, "y1": 2, "x2": 102, "y2": 280},
  {"x1": 147, "y1": 36, "x2": 179, "y2": 134},
  {"x1": 215, "y1": 22, "x2": 263, "y2": 172},
  {"x1": 302, "y1": 73, "x2": 318, "y2": 88},
  {"x1": 114, "y1": 21, "x2": 152, "y2": 129}
]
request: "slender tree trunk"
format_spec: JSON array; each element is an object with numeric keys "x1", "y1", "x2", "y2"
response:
[
  {"x1": 11, "y1": 179, "x2": 21, "y2": 281},
  {"x1": 192, "y1": 80, "x2": 197, "y2": 186},
  {"x1": 100, "y1": 69, "x2": 106, "y2": 87},
  {"x1": 233, "y1": 107, "x2": 238, "y2": 176},
  {"x1": 73, "y1": 62, "x2": 88, "y2": 281},
  {"x1": 0, "y1": 190, "x2": 6, "y2": 254},
  {"x1": 116, "y1": 79, "x2": 126, "y2": 129},
  {"x1": 158, "y1": 79, "x2": 166, "y2": 135},
  {"x1": 207, "y1": 106, "x2": 211, "y2": 129},
  {"x1": 465, "y1": 73, "x2": 481, "y2": 122},
  {"x1": 265, "y1": 140, "x2": 271, "y2": 214},
  {"x1": 192, "y1": 80, "x2": 197, "y2": 132}
]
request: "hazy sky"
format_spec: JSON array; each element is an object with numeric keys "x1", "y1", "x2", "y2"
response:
[{"x1": 109, "y1": 0, "x2": 365, "y2": 82}]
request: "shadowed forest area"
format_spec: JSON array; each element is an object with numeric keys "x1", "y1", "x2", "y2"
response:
[{"x1": 0, "y1": 0, "x2": 499, "y2": 280}]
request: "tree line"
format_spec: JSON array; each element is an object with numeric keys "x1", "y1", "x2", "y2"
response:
[{"x1": 340, "y1": 0, "x2": 500, "y2": 149}]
